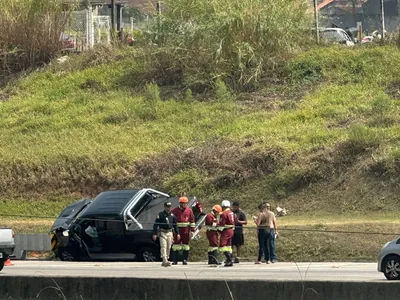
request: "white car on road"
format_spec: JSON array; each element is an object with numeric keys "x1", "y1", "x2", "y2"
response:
[
  {"x1": 0, "y1": 228, "x2": 15, "y2": 271},
  {"x1": 378, "y1": 237, "x2": 400, "y2": 280}
]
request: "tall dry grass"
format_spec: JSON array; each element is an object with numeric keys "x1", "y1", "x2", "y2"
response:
[
  {"x1": 144, "y1": 0, "x2": 313, "y2": 91},
  {"x1": 0, "y1": 0, "x2": 77, "y2": 82}
]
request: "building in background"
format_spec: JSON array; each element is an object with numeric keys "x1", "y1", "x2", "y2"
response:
[{"x1": 317, "y1": 0, "x2": 400, "y2": 32}]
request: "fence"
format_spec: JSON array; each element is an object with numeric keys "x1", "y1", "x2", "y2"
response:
[{"x1": 63, "y1": 9, "x2": 111, "y2": 52}]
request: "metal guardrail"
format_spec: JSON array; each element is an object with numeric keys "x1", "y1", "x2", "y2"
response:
[{"x1": 12, "y1": 234, "x2": 51, "y2": 259}]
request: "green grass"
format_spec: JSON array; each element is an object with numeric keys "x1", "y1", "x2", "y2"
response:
[
  {"x1": 1, "y1": 46, "x2": 400, "y2": 205},
  {"x1": 2, "y1": 45, "x2": 400, "y2": 262}
]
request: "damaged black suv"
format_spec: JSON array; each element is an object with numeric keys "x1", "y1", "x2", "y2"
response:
[{"x1": 50, "y1": 188, "x2": 206, "y2": 262}]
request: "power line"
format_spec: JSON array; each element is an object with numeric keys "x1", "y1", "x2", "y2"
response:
[{"x1": 0, "y1": 213, "x2": 399, "y2": 236}]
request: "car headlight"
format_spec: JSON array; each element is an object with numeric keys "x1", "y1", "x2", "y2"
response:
[{"x1": 62, "y1": 230, "x2": 69, "y2": 237}]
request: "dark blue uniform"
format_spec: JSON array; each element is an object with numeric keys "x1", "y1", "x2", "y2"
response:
[{"x1": 152, "y1": 210, "x2": 179, "y2": 235}]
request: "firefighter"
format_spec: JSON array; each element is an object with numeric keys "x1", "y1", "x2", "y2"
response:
[
  {"x1": 152, "y1": 202, "x2": 180, "y2": 267},
  {"x1": 218, "y1": 200, "x2": 237, "y2": 267},
  {"x1": 205, "y1": 204, "x2": 222, "y2": 265},
  {"x1": 171, "y1": 196, "x2": 195, "y2": 265}
]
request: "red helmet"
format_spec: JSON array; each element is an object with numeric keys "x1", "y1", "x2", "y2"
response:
[{"x1": 179, "y1": 197, "x2": 189, "y2": 203}]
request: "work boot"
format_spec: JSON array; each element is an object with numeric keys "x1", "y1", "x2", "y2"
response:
[
  {"x1": 224, "y1": 252, "x2": 233, "y2": 267},
  {"x1": 212, "y1": 250, "x2": 221, "y2": 265},
  {"x1": 171, "y1": 251, "x2": 178, "y2": 265},
  {"x1": 234, "y1": 257, "x2": 240, "y2": 264},
  {"x1": 183, "y1": 250, "x2": 189, "y2": 265}
]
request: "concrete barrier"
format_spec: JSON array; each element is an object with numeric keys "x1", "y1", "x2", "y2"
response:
[
  {"x1": 13, "y1": 234, "x2": 51, "y2": 259},
  {"x1": 1, "y1": 276, "x2": 400, "y2": 300}
]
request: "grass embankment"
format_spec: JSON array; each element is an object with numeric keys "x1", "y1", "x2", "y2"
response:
[{"x1": 1, "y1": 45, "x2": 400, "y2": 261}]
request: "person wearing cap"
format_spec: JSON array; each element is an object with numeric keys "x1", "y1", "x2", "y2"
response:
[
  {"x1": 152, "y1": 202, "x2": 180, "y2": 267},
  {"x1": 205, "y1": 205, "x2": 223, "y2": 265},
  {"x1": 218, "y1": 200, "x2": 237, "y2": 267},
  {"x1": 171, "y1": 196, "x2": 195, "y2": 265}
]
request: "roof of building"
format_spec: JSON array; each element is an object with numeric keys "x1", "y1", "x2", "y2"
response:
[{"x1": 317, "y1": 0, "x2": 368, "y2": 10}]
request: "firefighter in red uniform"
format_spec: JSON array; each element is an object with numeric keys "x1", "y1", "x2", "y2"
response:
[
  {"x1": 218, "y1": 200, "x2": 237, "y2": 267},
  {"x1": 171, "y1": 196, "x2": 195, "y2": 265},
  {"x1": 205, "y1": 204, "x2": 223, "y2": 265}
]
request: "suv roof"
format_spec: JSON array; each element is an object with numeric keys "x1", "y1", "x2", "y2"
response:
[{"x1": 79, "y1": 189, "x2": 139, "y2": 219}]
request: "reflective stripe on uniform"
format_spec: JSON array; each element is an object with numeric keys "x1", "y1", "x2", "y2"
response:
[
  {"x1": 218, "y1": 246, "x2": 232, "y2": 253},
  {"x1": 177, "y1": 222, "x2": 190, "y2": 227},
  {"x1": 190, "y1": 223, "x2": 195, "y2": 228},
  {"x1": 182, "y1": 244, "x2": 190, "y2": 251},
  {"x1": 172, "y1": 244, "x2": 183, "y2": 251},
  {"x1": 206, "y1": 226, "x2": 218, "y2": 231},
  {"x1": 218, "y1": 225, "x2": 234, "y2": 231},
  {"x1": 208, "y1": 246, "x2": 218, "y2": 252}
]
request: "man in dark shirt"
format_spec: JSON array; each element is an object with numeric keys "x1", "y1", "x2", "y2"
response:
[
  {"x1": 231, "y1": 201, "x2": 247, "y2": 263},
  {"x1": 152, "y1": 202, "x2": 180, "y2": 267}
]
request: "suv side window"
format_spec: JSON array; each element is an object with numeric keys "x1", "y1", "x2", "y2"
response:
[
  {"x1": 126, "y1": 194, "x2": 153, "y2": 231},
  {"x1": 131, "y1": 194, "x2": 153, "y2": 218}
]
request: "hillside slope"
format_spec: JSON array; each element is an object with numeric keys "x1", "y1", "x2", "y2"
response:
[{"x1": 1, "y1": 46, "x2": 400, "y2": 219}]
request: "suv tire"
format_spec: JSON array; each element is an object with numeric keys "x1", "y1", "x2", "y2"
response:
[{"x1": 138, "y1": 247, "x2": 159, "y2": 262}]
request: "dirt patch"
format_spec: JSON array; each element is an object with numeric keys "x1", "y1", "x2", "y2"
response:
[
  {"x1": 385, "y1": 81, "x2": 400, "y2": 99},
  {"x1": 0, "y1": 90, "x2": 11, "y2": 102},
  {"x1": 237, "y1": 85, "x2": 311, "y2": 111},
  {"x1": 133, "y1": 141, "x2": 285, "y2": 190}
]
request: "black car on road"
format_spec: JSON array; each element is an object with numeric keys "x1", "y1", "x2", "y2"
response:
[{"x1": 50, "y1": 188, "x2": 206, "y2": 262}]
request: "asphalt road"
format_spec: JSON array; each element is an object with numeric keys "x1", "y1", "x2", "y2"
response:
[{"x1": 0, "y1": 261, "x2": 386, "y2": 282}]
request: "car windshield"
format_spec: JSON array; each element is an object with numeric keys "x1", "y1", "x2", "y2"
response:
[
  {"x1": 58, "y1": 201, "x2": 86, "y2": 218},
  {"x1": 321, "y1": 30, "x2": 348, "y2": 42},
  {"x1": 50, "y1": 199, "x2": 91, "y2": 231}
]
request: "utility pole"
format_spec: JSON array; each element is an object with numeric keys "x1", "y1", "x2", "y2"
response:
[
  {"x1": 351, "y1": 0, "x2": 357, "y2": 25},
  {"x1": 380, "y1": 0, "x2": 385, "y2": 42},
  {"x1": 313, "y1": 0, "x2": 320, "y2": 44},
  {"x1": 111, "y1": 0, "x2": 115, "y2": 33}
]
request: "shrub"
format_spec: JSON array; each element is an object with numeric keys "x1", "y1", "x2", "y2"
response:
[
  {"x1": 0, "y1": 0, "x2": 75, "y2": 81},
  {"x1": 163, "y1": 169, "x2": 207, "y2": 196},
  {"x1": 139, "y1": 83, "x2": 160, "y2": 120},
  {"x1": 144, "y1": 0, "x2": 312, "y2": 91},
  {"x1": 346, "y1": 125, "x2": 381, "y2": 153},
  {"x1": 214, "y1": 78, "x2": 235, "y2": 101},
  {"x1": 370, "y1": 93, "x2": 393, "y2": 125}
]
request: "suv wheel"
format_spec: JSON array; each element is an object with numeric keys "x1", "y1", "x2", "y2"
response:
[
  {"x1": 383, "y1": 255, "x2": 400, "y2": 280},
  {"x1": 138, "y1": 247, "x2": 159, "y2": 262}
]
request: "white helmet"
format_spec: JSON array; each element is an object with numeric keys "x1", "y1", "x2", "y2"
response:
[{"x1": 221, "y1": 200, "x2": 231, "y2": 208}]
